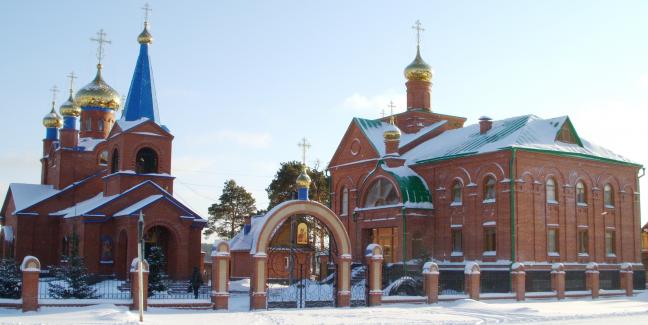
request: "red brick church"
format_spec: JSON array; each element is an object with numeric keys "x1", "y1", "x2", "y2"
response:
[
  {"x1": 0, "y1": 23, "x2": 205, "y2": 280},
  {"x1": 328, "y1": 24, "x2": 644, "y2": 287}
]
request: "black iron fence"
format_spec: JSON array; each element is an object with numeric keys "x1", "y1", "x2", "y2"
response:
[
  {"x1": 525, "y1": 271, "x2": 551, "y2": 292},
  {"x1": 633, "y1": 271, "x2": 646, "y2": 290},
  {"x1": 565, "y1": 271, "x2": 586, "y2": 291},
  {"x1": 480, "y1": 271, "x2": 510, "y2": 293},
  {"x1": 439, "y1": 270, "x2": 464, "y2": 295},
  {"x1": 599, "y1": 270, "x2": 620, "y2": 290},
  {"x1": 38, "y1": 277, "x2": 131, "y2": 300},
  {"x1": 148, "y1": 280, "x2": 210, "y2": 299}
]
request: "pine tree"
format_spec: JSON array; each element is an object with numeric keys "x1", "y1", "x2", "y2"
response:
[
  {"x1": 146, "y1": 246, "x2": 168, "y2": 296},
  {"x1": 48, "y1": 233, "x2": 98, "y2": 299},
  {"x1": 265, "y1": 161, "x2": 329, "y2": 210},
  {"x1": 205, "y1": 179, "x2": 257, "y2": 239},
  {"x1": 0, "y1": 258, "x2": 21, "y2": 299}
]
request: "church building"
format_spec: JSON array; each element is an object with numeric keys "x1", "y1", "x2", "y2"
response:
[
  {"x1": 0, "y1": 21, "x2": 205, "y2": 280},
  {"x1": 328, "y1": 22, "x2": 644, "y2": 289}
]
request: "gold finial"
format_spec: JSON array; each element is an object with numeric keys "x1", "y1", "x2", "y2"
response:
[
  {"x1": 90, "y1": 29, "x2": 111, "y2": 65},
  {"x1": 383, "y1": 100, "x2": 401, "y2": 141},
  {"x1": 412, "y1": 20, "x2": 425, "y2": 47},
  {"x1": 296, "y1": 137, "x2": 312, "y2": 188},
  {"x1": 43, "y1": 85, "x2": 63, "y2": 128},
  {"x1": 138, "y1": 3, "x2": 154, "y2": 44},
  {"x1": 60, "y1": 72, "x2": 81, "y2": 117}
]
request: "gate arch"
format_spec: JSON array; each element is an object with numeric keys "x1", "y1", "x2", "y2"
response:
[{"x1": 249, "y1": 200, "x2": 352, "y2": 309}]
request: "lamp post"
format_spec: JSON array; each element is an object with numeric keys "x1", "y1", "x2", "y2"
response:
[{"x1": 137, "y1": 210, "x2": 145, "y2": 322}]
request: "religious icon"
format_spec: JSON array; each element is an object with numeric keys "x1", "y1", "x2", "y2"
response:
[
  {"x1": 100, "y1": 235, "x2": 113, "y2": 262},
  {"x1": 297, "y1": 223, "x2": 308, "y2": 245}
]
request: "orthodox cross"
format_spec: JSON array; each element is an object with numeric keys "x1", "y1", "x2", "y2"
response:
[
  {"x1": 90, "y1": 29, "x2": 111, "y2": 65},
  {"x1": 66, "y1": 72, "x2": 77, "y2": 95},
  {"x1": 412, "y1": 20, "x2": 424, "y2": 46},
  {"x1": 387, "y1": 100, "x2": 396, "y2": 125},
  {"x1": 142, "y1": 3, "x2": 152, "y2": 23},
  {"x1": 298, "y1": 137, "x2": 311, "y2": 166},
  {"x1": 50, "y1": 85, "x2": 59, "y2": 104}
]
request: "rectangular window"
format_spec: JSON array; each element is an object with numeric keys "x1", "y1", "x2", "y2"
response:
[
  {"x1": 451, "y1": 229, "x2": 463, "y2": 253},
  {"x1": 483, "y1": 227, "x2": 496, "y2": 253},
  {"x1": 547, "y1": 228, "x2": 559, "y2": 255},
  {"x1": 578, "y1": 229, "x2": 589, "y2": 254},
  {"x1": 605, "y1": 230, "x2": 616, "y2": 256}
]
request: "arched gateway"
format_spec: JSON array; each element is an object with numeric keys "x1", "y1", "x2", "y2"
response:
[{"x1": 248, "y1": 199, "x2": 353, "y2": 310}]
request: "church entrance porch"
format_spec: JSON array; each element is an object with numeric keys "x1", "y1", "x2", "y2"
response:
[{"x1": 144, "y1": 225, "x2": 178, "y2": 279}]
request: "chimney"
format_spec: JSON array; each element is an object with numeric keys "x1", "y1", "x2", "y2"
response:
[
  {"x1": 479, "y1": 116, "x2": 493, "y2": 134},
  {"x1": 243, "y1": 215, "x2": 252, "y2": 235}
]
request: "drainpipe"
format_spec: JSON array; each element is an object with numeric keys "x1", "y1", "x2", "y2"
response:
[
  {"x1": 402, "y1": 206, "x2": 407, "y2": 276},
  {"x1": 509, "y1": 148, "x2": 517, "y2": 263}
]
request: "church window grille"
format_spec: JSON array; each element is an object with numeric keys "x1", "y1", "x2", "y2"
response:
[
  {"x1": 136, "y1": 147, "x2": 159, "y2": 174},
  {"x1": 364, "y1": 178, "x2": 399, "y2": 207}
]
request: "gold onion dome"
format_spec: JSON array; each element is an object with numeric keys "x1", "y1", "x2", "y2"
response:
[
  {"x1": 43, "y1": 107, "x2": 63, "y2": 128},
  {"x1": 59, "y1": 94, "x2": 81, "y2": 117},
  {"x1": 138, "y1": 22, "x2": 153, "y2": 44},
  {"x1": 75, "y1": 64, "x2": 121, "y2": 110},
  {"x1": 404, "y1": 46, "x2": 433, "y2": 82},
  {"x1": 296, "y1": 169, "x2": 312, "y2": 188},
  {"x1": 383, "y1": 122, "x2": 401, "y2": 141}
]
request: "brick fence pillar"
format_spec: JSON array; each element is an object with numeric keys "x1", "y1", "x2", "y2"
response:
[
  {"x1": 620, "y1": 263, "x2": 634, "y2": 297},
  {"x1": 211, "y1": 240, "x2": 231, "y2": 310},
  {"x1": 422, "y1": 262, "x2": 439, "y2": 304},
  {"x1": 464, "y1": 262, "x2": 480, "y2": 300},
  {"x1": 130, "y1": 258, "x2": 150, "y2": 311},
  {"x1": 20, "y1": 256, "x2": 41, "y2": 312},
  {"x1": 586, "y1": 262, "x2": 600, "y2": 299},
  {"x1": 511, "y1": 262, "x2": 525, "y2": 301},
  {"x1": 365, "y1": 244, "x2": 383, "y2": 307},
  {"x1": 250, "y1": 253, "x2": 268, "y2": 310},
  {"x1": 551, "y1": 263, "x2": 565, "y2": 300},
  {"x1": 337, "y1": 254, "x2": 352, "y2": 307}
]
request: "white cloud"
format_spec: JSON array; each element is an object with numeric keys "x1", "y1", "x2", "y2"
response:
[{"x1": 341, "y1": 91, "x2": 407, "y2": 115}]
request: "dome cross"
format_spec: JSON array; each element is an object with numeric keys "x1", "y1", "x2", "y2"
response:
[
  {"x1": 90, "y1": 29, "x2": 111, "y2": 65},
  {"x1": 66, "y1": 71, "x2": 76, "y2": 96},
  {"x1": 298, "y1": 137, "x2": 311, "y2": 166},
  {"x1": 412, "y1": 20, "x2": 425, "y2": 47},
  {"x1": 142, "y1": 3, "x2": 153, "y2": 24},
  {"x1": 49, "y1": 85, "x2": 59, "y2": 107}
]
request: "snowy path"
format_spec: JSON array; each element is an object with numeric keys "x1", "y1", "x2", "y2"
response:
[{"x1": 1, "y1": 292, "x2": 647, "y2": 324}]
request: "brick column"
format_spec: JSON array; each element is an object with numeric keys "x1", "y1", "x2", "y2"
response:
[
  {"x1": 211, "y1": 240, "x2": 230, "y2": 310},
  {"x1": 464, "y1": 262, "x2": 480, "y2": 300},
  {"x1": 337, "y1": 254, "x2": 352, "y2": 307},
  {"x1": 511, "y1": 262, "x2": 526, "y2": 301},
  {"x1": 620, "y1": 263, "x2": 634, "y2": 297},
  {"x1": 365, "y1": 244, "x2": 383, "y2": 307},
  {"x1": 551, "y1": 263, "x2": 565, "y2": 300},
  {"x1": 318, "y1": 254, "x2": 329, "y2": 280},
  {"x1": 250, "y1": 253, "x2": 267, "y2": 310},
  {"x1": 130, "y1": 258, "x2": 150, "y2": 311},
  {"x1": 20, "y1": 256, "x2": 41, "y2": 312},
  {"x1": 422, "y1": 262, "x2": 439, "y2": 304},
  {"x1": 586, "y1": 262, "x2": 600, "y2": 299}
]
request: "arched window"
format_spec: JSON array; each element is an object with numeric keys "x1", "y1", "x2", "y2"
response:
[
  {"x1": 136, "y1": 147, "x2": 158, "y2": 174},
  {"x1": 604, "y1": 184, "x2": 614, "y2": 207},
  {"x1": 85, "y1": 118, "x2": 92, "y2": 131},
  {"x1": 364, "y1": 178, "x2": 399, "y2": 207},
  {"x1": 98, "y1": 120, "x2": 104, "y2": 132},
  {"x1": 341, "y1": 187, "x2": 349, "y2": 215},
  {"x1": 483, "y1": 176, "x2": 496, "y2": 201},
  {"x1": 546, "y1": 178, "x2": 557, "y2": 203},
  {"x1": 451, "y1": 180, "x2": 463, "y2": 205},
  {"x1": 111, "y1": 149, "x2": 119, "y2": 173},
  {"x1": 576, "y1": 181, "x2": 586, "y2": 204}
]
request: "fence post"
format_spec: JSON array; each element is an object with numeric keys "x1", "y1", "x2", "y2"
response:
[
  {"x1": 365, "y1": 244, "x2": 383, "y2": 307},
  {"x1": 511, "y1": 262, "x2": 525, "y2": 301},
  {"x1": 586, "y1": 262, "x2": 600, "y2": 299},
  {"x1": 422, "y1": 261, "x2": 439, "y2": 304},
  {"x1": 130, "y1": 258, "x2": 149, "y2": 311},
  {"x1": 250, "y1": 253, "x2": 268, "y2": 310},
  {"x1": 20, "y1": 256, "x2": 40, "y2": 312},
  {"x1": 336, "y1": 254, "x2": 352, "y2": 307},
  {"x1": 620, "y1": 263, "x2": 633, "y2": 297},
  {"x1": 464, "y1": 262, "x2": 480, "y2": 300},
  {"x1": 211, "y1": 240, "x2": 231, "y2": 310},
  {"x1": 551, "y1": 263, "x2": 565, "y2": 300}
]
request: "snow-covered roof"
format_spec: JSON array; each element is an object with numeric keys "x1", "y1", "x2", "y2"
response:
[
  {"x1": 354, "y1": 118, "x2": 447, "y2": 157},
  {"x1": 77, "y1": 137, "x2": 105, "y2": 151},
  {"x1": 229, "y1": 215, "x2": 266, "y2": 252},
  {"x1": 402, "y1": 115, "x2": 635, "y2": 165},
  {"x1": 51, "y1": 193, "x2": 117, "y2": 218},
  {"x1": 114, "y1": 195, "x2": 164, "y2": 217},
  {"x1": 8, "y1": 183, "x2": 58, "y2": 213},
  {"x1": 115, "y1": 118, "x2": 149, "y2": 132}
]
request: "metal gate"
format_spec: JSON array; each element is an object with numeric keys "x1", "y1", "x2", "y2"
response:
[{"x1": 267, "y1": 215, "x2": 337, "y2": 309}]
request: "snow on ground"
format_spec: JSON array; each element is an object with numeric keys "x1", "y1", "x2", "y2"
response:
[{"x1": 1, "y1": 292, "x2": 647, "y2": 325}]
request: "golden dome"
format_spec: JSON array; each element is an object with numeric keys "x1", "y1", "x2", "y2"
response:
[
  {"x1": 138, "y1": 22, "x2": 153, "y2": 44},
  {"x1": 43, "y1": 107, "x2": 63, "y2": 128},
  {"x1": 75, "y1": 64, "x2": 121, "y2": 110},
  {"x1": 404, "y1": 46, "x2": 433, "y2": 82},
  {"x1": 59, "y1": 94, "x2": 81, "y2": 117},
  {"x1": 296, "y1": 169, "x2": 312, "y2": 188},
  {"x1": 383, "y1": 124, "x2": 401, "y2": 141}
]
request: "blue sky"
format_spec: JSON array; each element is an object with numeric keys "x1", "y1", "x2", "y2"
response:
[{"x1": 1, "y1": 1, "x2": 647, "y2": 230}]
